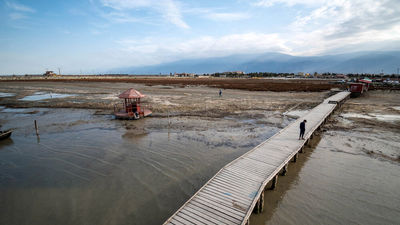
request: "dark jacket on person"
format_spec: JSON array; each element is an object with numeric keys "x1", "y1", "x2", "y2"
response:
[{"x1": 300, "y1": 121, "x2": 306, "y2": 131}]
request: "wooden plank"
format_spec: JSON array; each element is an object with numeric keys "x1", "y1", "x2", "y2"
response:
[
  {"x1": 188, "y1": 201, "x2": 241, "y2": 224},
  {"x1": 184, "y1": 204, "x2": 229, "y2": 225},
  {"x1": 248, "y1": 150, "x2": 290, "y2": 162},
  {"x1": 208, "y1": 178, "x2": 259, "y2": 198},
  {"x1": 173, "y1": 215, "x2": 196, "y2": 224},
  {"x1": 230, "y1": 162, "x2": 275, "y2": 177},
  {"x1": 231, "y1": 159, "x2": 272, "y2": 174},
  {"x1": 245, "y1": 154, "x2": 285, "y2": 167},
  {"x1": 192, "y1": 198, "x2": 244, "y2": 221},
  {"x1": 195, "y1": 194, "x2": 247, "y2": 217},
  {"x1": 201, "y1": 188, "x2": 250, "y2": 210},
  {"x1": 205, "y1": 182, "x2": 255, "y2": 204},
  {"x1": 213, "y1": 172, "x2": 261, "y2": 188},
  {"x1": 220, "y1": 169, "x2": 263, "y2": 183},
  {"x1": 179, "y1": 209, "x2": 210, "y2": 225},
  {"x1": 228, "y1": 164, "x2": 266, "y2": 178},
  {"x1": 198, "y1": 190, "x2": 248, "y2": 210},
  {"x1": 168, "y1": 218, "x2": 186, "y2": 225},
  {"x1": 223, "y1": 167, "x2": 265, "y2": 182},
  {"x1": 214, "y1": 173, "x2": 261, "y2": 190},
  {"x1": 204, "y1": 184, "x2": 253, "y2": 205},
  {"x1": 208, "y1": 179, "x2": 259, "y2": 199}
]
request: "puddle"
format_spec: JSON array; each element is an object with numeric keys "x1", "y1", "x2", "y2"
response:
[
  {"x1": 1, "y1": 108, "x2": 43, "y2": 114},
  {"x1": 0, "y1": 92, "x2": 16, "y2": 97},
  {"x1": 19, "y1": 92, "x2": 76, "y2": 101},
  {"x1": 370, "y1": 113, "x2": 400, "y2": 122},
  {"x1": 100, "y1": 95, "x2": 118, "y2": 100},
  {"x1": 1, "y1": 108, "x2": 34, "y2": 113},
  {"x1": 342, "y1": 113, "x2": 400, "y2": 122},
  {"x1": 284, "y1": 110, "x2": 309, "y2": 118}
]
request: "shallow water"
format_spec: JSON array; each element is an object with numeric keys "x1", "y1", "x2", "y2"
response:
[
  {"x1": 251, "y1": 113, "x2": 400, "y2": 225},
  {"x1": 0, "y1": 92, "x2": 15, "y2": 98},
  {"x1": 0, "y1": 108, "x2": 278, "y2": 225},
  {"x1": 1, "y1": 107, "x2": 399, "y2": 225},
  {"x1": 19, "y1": 92, "x2": 76, "y2": 101},
  {"x1": 342, "y1": 112, "x2": 400, "y2": 122}
]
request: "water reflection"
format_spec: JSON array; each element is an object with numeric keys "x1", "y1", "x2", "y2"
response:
[
  {"x1": 0, "y1": 108, "x2": 275, "y2": 225},
  {"x1": 19, "y1": 92, "x2": 76, "y2": 101}
]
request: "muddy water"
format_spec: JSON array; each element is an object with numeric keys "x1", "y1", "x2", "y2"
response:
[
  {"x1": 0, "y1": 108, "x2": 280, "y2": 225},
  {"x1": 251, "y1": 113, "x2": 400, "y2": 224},
  {"x1": 1, "y1": 103, "x2": 399, "y2": 225}
]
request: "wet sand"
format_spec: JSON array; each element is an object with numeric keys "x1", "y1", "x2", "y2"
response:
[{"x1": 0, "y1": 82, "x2": 399, "y2": 225}]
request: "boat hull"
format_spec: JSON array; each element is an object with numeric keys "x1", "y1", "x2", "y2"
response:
[{"x1": 0, "y1": 130, "x2": 12, "y2": 140}]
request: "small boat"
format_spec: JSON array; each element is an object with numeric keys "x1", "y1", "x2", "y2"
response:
[{"x1": 0, "y1": 129, "x2": 12, "y2": 140}]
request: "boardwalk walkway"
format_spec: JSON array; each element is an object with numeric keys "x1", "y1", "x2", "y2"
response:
[{"x1": 164, "y1": 91, "x2": 350, "y2": 225}]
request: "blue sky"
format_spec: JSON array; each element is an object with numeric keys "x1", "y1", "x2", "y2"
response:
[{"x1": 1, "y1": 0, "x2": 400, "y2": 74}]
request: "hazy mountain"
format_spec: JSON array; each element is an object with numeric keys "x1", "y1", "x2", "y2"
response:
[{"x1": 117, "y1": 51, "x2": 400, "y2": 74}]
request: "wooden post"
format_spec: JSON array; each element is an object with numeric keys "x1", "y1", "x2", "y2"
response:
[
  {"x1": 270, "y1": 175, "x2": 278, "y2": 190},
  {"x1": 293, "y1": 153, "x2": 298, "y2": 162},
  {"x1": 34, "y1": 120, "x2": 39, "y2": 136},
  {"x1": 253, "y1": 191, "x2": 264, "y2": 214},
  {"x1": 300, "y1": 146, "x2": 304, "y2": 153},
  {"x1": 167, "y1": 110, "x2": 171, "y2": 126},
  {"x1": 281, "y1": 164, "x2": 288, "y2": 176}
]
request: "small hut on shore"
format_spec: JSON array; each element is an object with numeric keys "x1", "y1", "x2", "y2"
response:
[{"x1": 114, "y1": 88, "x2": 152, "y2": 119}]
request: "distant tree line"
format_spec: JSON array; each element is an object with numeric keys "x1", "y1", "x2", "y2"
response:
[{"x1": 208, "y1": 71, "x2": 400, "y2": 78}]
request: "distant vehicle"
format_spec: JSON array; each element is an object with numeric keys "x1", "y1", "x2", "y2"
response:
[
  {"x1": 43, "y1": 71, "x2": 57, "y2": 76},
  {"x1": 334, "y1": 80, "x2": 346, "y2": 84},
  {"x1": 349, "y1": 79, "x2": 371, "y2": 97}
]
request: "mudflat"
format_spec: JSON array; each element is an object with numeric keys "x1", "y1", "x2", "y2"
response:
[{"x1": 0, "y1": 80, "x2": 399, "y2": 225}]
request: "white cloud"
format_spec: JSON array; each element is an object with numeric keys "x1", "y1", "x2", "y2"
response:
[
  {"x1": 205, "y1": 12, "x2": 250, "y2": 21},
  {"x1": 5, "y1": 1, "x2": 35, "y2": 21},
  {"x1": 100, "y1": 0, "x2": 189, "y2": 28},
  {"x1": 9, "y1": 12, "x2": 27, "y2": 20},
  {"x1": 254, "y1": 0, "x2": 324, "y2": 7},
  {"x1": 114, "y1": 33, "x2": 291, "y2": 66},
  {"x1": 269, "y1": 0, "x2": 400, "y2": 55},
  {"x1": 5, "y1": 1, "x2": 35, "y2": 12}
]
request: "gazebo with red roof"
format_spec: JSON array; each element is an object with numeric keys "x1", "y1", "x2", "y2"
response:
[{"x1": 114, "y1": 88, "x2": 152, "y2": 119}]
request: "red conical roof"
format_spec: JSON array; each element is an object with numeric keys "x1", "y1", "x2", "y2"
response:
[{"x1": 118, "y1": 88, "x2": 145, "y2": 99}]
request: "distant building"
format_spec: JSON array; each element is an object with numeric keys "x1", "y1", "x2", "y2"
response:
[
  {"x1": 222, "y1": 71, "x2": 244, "y2": 75},
  {"x1": 175, "y1": 73, "x2": 195, "y2": 77},
  {"x1": 335, "y1": 74, "x2": 347, "y2": 78},
  {"x1": 43, "y1": 71, "x2": 57, "y2": 76}
]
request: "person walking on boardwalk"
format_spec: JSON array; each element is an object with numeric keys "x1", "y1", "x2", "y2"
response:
[
  {"x1": 219, "y1": 89, "x2": 222, "y2": 97},
  {"x1": 299, "y1": 119, "x2": 307, "y2": 140}
]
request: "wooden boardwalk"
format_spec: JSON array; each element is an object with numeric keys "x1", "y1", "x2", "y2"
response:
[{"x1": 164, "y1": 91, "x2": 350, "y2": 225}]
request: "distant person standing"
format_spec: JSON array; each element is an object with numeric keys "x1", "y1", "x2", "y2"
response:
[
  {"x1": 299, "y1": 120, "x2": 307, "y2": 140},
  {"x1": 219, "y1": 89, "x2": 222, "y2": 97}
]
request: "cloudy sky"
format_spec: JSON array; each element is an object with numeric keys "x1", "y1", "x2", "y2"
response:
[{"x1": 1, "y1": 0, "x2": 400, "y2": 74}]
